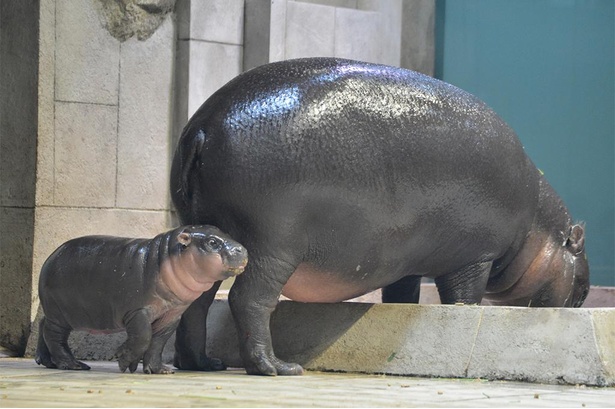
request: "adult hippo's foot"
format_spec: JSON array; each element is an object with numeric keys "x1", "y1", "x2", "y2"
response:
[
  {"x1": 228, "y1": 256, "x2": 304, "y2": 376},
  {"x1": 173, "y1": 353, "x2": 226, "y2": 371},
  {"x1": 243, "y1": 345, "x2": 304, "y2": 376}
]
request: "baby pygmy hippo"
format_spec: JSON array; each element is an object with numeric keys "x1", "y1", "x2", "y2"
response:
[{"x1": 35, "y1": 225, "x2": 247, "y2": 374}]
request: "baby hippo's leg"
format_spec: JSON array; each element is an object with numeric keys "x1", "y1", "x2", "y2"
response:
[
  {"x1": 41, "y1": 318, "x2": 90, "y2": 370},
  {"x1": 116, "y1": 309, "x2": 151, "y2": 373},
  {"x1": 142, "y1": 322, "x2": 179, "y2": 374}
]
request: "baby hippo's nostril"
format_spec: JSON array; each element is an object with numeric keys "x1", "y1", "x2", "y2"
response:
[{"x1": 228, "y1": 245, "x2": 245, "y2": 256}]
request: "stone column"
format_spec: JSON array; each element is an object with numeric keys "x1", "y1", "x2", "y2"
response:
[
  {"x1": 1, "y1": 0, "x2": 179, "y2": 356},
  {"x1": 244, "y1": 0, "x2": 406, "y2": 70},
  {"x1": 174, "y1": 0, "x2": 245, "y2": 142},
  {"x1": 0, "y1": 0, "x2": 40, "y2": 355}
]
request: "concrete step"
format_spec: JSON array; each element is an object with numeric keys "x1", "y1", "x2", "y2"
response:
[
  {"x1": 206, "y1": 300, "x2": 615, "y2": 387},
  {"x1": 25, "y1": 289, "x2": 614, "y2": 387}
]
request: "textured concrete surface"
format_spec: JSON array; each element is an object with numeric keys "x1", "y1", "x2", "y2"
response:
[
  {"x1": 206, "y1": 301, "x2": 615, "y2": 386},
  {"x1": 55, "y1": 0, "x2": 120, "y2": 104},
  {"x1": 401, "y1": 0, "x2": 435, "y2": 75},
  {"x1": 117, "y1": 16, "x2": 174, "y2": 210},
  {"x1": 285, "y1": 1, "x2": 336, "y2": 59},
  {"x1": 266, "y1": 0, "x2": 404, "y2": 65},
  {"x1": 354, "y1": 283, "x2": 615, "y2": 307},
  {"x1": 2, "y1": 358, "x2": 615, "y2": 408},
  {"x1": 0, "y1": 0, "x2": 39, "y2": 355},
  {"x1": 25, "y1": 288, "x2": 615, "y2": 388},
  {"x1": 175, "y1": 0, "x2": 244, "y2": 125},
  {"x1": 54, "y1": 101, "x2": 118, "y2": 207}
]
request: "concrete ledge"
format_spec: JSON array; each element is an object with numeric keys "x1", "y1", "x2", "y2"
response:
[
  {"x1": 206, "y1": 301, "x2": 615, "y2": 387},
  {"x1": 25, "y1": 298, "x2": 614, "y2": 387}
]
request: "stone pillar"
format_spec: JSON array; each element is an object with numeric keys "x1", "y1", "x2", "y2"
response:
[
  {"x1": 401, "y1": 0, "x2": 435, "y2": 76},
  {"x1": 0, "y1": 0, "x2": 178, "y2": 355},
  {"x1": 244, "y1": 0, "x2": 406, "y2": 70},
  {"x1": 0, "y1": 0, "x2": 40, "y2": 355},
  {"x1": 174, "y1": 0, "x2": 245, "y2": 141}
]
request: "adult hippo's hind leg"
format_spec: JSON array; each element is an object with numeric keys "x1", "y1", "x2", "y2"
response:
[
  {"x1": 174, "y1": 281, "x2": 226, "y2": 371},
  {"x1": 382, "y1": 275, "x2": 422, "y2": 303},
  {"x1": 435, "y1": 261, "x2": 492, "y2": 304},
  {"x1": 228, "y1": 255, "x2": 303, "y2": 376}
]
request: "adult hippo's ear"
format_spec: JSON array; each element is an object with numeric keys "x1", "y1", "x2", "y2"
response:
[
  {"x1": 178, "y1": 230, "x2": 192, "y2": 247},
  {"x1": 565, "y1": 224, "x2": 585, "y2": 256}
]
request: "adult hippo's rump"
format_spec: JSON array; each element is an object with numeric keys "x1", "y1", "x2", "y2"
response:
[{"x1": 170, "y1": 58, "x2": 589, "y2": 376}]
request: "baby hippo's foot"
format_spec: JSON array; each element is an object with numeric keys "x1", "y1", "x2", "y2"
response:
[
  {"x1": 117, "y1": 355, "x2": 140, "y2": 373},
  {"x1": 115, "y1": 345, "x2": 142, "y2": 373}
]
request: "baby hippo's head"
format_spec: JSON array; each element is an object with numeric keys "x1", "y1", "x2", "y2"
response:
[{"x1": 175, "y1": 225, "x2": 248, "y2": 282}]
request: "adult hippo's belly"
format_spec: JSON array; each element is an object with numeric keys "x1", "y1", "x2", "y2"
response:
[{"x1": 170, "y1": 57, "x2": 590, "y2": 376}]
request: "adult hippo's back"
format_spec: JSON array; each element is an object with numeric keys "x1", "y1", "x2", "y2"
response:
[{"x1": 171, "y1": 58, "x2": 589, "y2": 375}]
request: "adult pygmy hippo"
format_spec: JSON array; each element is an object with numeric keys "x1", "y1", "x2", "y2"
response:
[
  {"x1": 170, "y1": 58, "x2": 590, "y2": 376},
  {"x1": 36, "y1": 225, "x2": 247, "y2": 374}
]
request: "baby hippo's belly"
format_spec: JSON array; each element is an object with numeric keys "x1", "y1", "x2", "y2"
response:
[{"x1": 281, "y1": 263, "x2": 381, "y2": 303}]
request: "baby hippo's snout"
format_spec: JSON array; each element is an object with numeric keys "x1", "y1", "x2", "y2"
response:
[
  {"x1": 178, "y1": 225, "x2": 248, "y2": 281},
  {"x1": 221, "y1": 241, "x2": 248, "y2": 277}
]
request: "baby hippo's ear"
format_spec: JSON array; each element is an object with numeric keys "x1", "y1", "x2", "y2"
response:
[
  {"x1": 178, "y1": 230, "x2": 192, "y2": 247},
  {"x1": 566, "y1": 224, "x2": 585, "y2": 256}
]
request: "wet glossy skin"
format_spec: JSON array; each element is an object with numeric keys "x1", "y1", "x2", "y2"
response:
[
  {"x1": 36, "y1": 225, "x2": 247, "y2": 374},
  {"x1": 170, "y1": 58, "x2": 589, "y2": 376}
]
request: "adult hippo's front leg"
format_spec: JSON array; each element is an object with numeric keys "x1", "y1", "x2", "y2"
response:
[
  {"x1": 434, "y1": 261, "x2": 493, "y2": 304},
  {"x1": 228, "y1": 255, "x2": 304, "y2": 376}
]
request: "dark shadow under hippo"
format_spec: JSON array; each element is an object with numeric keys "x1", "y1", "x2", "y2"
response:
[{"x1": 170, "y1": 58, "x2": 590, "y2": 376}]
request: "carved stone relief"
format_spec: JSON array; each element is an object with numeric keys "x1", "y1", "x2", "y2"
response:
[{"x1": 94, "y1": 0, "x2": 176, "y2": 42}]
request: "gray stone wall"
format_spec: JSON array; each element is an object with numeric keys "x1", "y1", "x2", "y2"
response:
[
  {"x1": 245, "y1": 0, "x2": 403, "y2": 71},
  {"x1": 0, "y1": 0, "x2": 39, "y2": 355},
  {"x1": 1, "y1": 0, "x2": 435, "y2": 355},
  {"x1": 245, "y1": 0, "x2": 434, "y2": 75},
  {"x1": 31, "y1": 0, "x2": 175, "y2": 275},
  {"x1": 174, "y1": 0, "x2": 245, "y2": 139},
  {"x1": 20, "y1": 0, "x2": 177, "y2": 355}
]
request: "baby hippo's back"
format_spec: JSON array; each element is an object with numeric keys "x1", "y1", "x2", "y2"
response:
[{"x1": 39, "y1": 236, "x2": 156, "y2": 331}]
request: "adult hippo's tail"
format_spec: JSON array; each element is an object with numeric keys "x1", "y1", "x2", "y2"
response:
[{"x1": 171, "y1": 128, "x2": 205, "y2": 225}]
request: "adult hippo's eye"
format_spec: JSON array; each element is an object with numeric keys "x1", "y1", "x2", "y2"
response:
[{"x1": 204, "y1": 237, "x2": 223, "y2": 252}]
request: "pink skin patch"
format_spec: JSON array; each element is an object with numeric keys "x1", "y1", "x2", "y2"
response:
[
  {"x1": 159, "y1": 247, "x2": 228, "y2": 303},
  {"x1": 282, "y1": 262, "x2": 373, "y2": 303}
]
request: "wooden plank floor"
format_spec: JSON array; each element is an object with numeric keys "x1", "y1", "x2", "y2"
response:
[{"x1": 2, "y1": 358, "x2": 615, "y2": 407}]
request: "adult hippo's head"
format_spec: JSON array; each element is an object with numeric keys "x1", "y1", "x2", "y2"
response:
[{"x1": 486, "y1": 178, "x2": 590, "y2": 308}]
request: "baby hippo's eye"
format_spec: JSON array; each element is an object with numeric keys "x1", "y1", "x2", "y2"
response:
[{"x1": 204, "y1": 237, "x2": 223, "y2": 252}]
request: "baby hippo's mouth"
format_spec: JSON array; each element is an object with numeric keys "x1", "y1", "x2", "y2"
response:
[
  {"x1": 222, "y1": 268, "x2": 243, "y2": 279},
  {"x1": 220, "y1": 257, "x2": 248, "y2": 279}
]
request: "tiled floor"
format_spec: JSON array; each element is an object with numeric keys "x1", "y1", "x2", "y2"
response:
[{"x1": 1, "y1": 358, "x2": 613, "y2": 407}]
